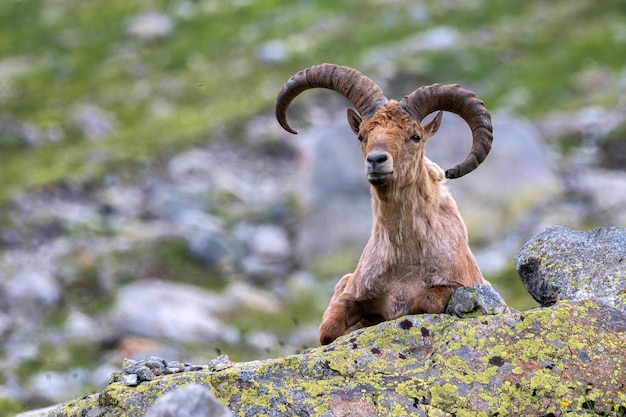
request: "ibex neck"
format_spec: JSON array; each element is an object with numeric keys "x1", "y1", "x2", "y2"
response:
[
  {"x1": 358, "y1": 169, "x2": 451, "y2": 277},
  {"x1": 371, "y1": 171, "x2": 441, "y2": 232}
]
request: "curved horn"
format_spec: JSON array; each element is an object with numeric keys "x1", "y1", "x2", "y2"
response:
[
  {"x1": 275, "y1": 64, "x2": 388, "y2": 134},
  {"x1": 399, "y1": 84, "x2": 493, "y2": 179}
]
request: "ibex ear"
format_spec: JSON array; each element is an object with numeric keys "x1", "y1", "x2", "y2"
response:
[
  {"x1": 347, "y1": 108, "x2": 362, "y2": 135},
  {"x1": 422, "y1": 111, "x2": 443, "y2": 140}
]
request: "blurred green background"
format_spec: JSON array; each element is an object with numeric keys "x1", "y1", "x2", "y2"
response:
[{"x1": 2, "y1": 0, "x2": 625, "y2": 201}]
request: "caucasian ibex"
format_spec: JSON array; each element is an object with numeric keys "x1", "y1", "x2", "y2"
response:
[{"x1": 275, "y1": 64, "x2": 493, "y2": 345}]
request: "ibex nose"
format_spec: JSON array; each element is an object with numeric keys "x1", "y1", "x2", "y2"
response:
[{"x1": 367, "y1": 153, "x2": 388, "y2": 166}]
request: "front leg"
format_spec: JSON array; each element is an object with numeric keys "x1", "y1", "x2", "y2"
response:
[
  {"x1": 318, "y1": 274, "x2": 363, "y2": 345},
  {"x1": 411, "y1": 285, "x2": 457, "y2": 314},
  {"x1": 318, "y1": 294, "x2": 362, "y2": 345}
]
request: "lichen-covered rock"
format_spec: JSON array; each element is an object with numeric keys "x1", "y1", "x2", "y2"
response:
[
  {"x1": 515, "y1": 225, "x2": 626, "y2": 308},
  {"x1": 47, "y1": 300, "x2": 626, "y2": 416}
]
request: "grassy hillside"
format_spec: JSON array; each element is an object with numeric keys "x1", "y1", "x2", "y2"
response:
[{"x1": 1, "y1": 0, "x2": 625, "y2": 204}]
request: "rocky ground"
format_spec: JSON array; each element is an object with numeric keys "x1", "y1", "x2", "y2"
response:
[
  {"x1": 2, "y1": 1, "x2": 626, "y2": 413},
  {"x1": 35, "y1": 226, "x2": 626, "y2": 416}
]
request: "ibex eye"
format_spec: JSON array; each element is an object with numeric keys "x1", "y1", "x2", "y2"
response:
[
  {"x1": 411, "y1": 134, "x2": 421, "y2": 142},
  {"x1": 358, "y1": 135, "x2": 365, "y2": 143}
]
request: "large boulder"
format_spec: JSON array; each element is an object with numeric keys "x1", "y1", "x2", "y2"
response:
[
  {"x1": 45, "y1": 298, "x2": 626, "y2": 416},
  {"x1": 515, "y1": 225, "x2": 626, "y2": 308}
]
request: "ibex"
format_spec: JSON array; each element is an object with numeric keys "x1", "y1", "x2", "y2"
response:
[{"x1": 275, "y1": 64, "x2": 493, "y2": 345}]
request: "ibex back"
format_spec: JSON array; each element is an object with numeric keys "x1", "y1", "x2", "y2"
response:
[{"x1": 275, "y1": 64, "x2": 493, "y2": 345}]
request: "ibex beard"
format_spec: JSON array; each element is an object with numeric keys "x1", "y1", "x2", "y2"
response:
[{"x1": 275, "y1": 64, "x2": 493, "y2": 345}]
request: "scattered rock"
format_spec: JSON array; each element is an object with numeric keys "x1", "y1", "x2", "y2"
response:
[
  {"x1": 72, "y1": 103, "x2": 117, "y2": 141},
  {"x1": 257, "y1": 40, "x2": 288, "y2": 64},
  {"x1": 0, "y1": 114, "x2": 46, "y2": 148},
  {"x1": 185, "y1": 217, "x2": 241, "y2": 273},
  {"x1": 235, "y1": 223, "x2": 292, "y2": 281},
  {"x1": 125, "y1": 11, "x2": 174, "y2": 42},
  {"x1": 445, "y1": 284, "x2": 512, "y2": 317},
  {"x1": 27, "y1": 370, "x2": 88, "y2": 406},
  {"x1": 116, "y1": 356, "x2": 211, "y2": 387},
  {"x1": 110, "y1": 280, "x2": 239, "y2": 344},
  {"x1": 221, "y1": 282, "x2": 282, "y2": 314},
  {"x1": 3, "y1": 267, "x2": 61, "y2": 313},
  {"x1": 144, "y1": 385, "x2": 233, "y2": 417},
  {"x1": 514, "y1": 225, "x2": 626, "y2": 308}
]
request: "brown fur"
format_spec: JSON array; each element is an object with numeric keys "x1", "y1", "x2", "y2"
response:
[{"x1": 319, "y1": 101, "x2": 487, "y2": 345}]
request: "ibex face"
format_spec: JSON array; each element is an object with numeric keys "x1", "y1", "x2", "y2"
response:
[{"x1": 347, "y1": 104, "x2": 443, "y2": 187}]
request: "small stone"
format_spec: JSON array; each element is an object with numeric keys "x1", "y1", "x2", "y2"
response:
[
  {"x1": 164, "y1": 361, "x2": 186, "y2": 374},
  {"x1": 122, "y1": 358, "x2": 138, "y2": 374},
  {"x1": 145, "y1": 356, "x2": 167, "y2": 366},
  {"x1": 135, "y1": 366, "x2": 156, "y2": 382},
  {"x1": 445, "y1": 284, "x2": 512, "y2": 318},
  {"x1": 209, "y1": 354, "x2": 235, "y2": 371},
  {"x1": 122, "y1": 374, "x2": 138, "y2": 387},
  {"x1": 142, "y1": 357, "x2": 166, "y2": 375}
]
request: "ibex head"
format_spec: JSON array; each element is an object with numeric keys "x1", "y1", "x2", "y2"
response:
[{"x1": 275, "y1": 64, "x2": 493, "y2": 188}]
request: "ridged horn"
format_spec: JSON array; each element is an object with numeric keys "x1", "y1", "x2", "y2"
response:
[
  {"x1": 275, "y1": 64, "x2": 389, "y2": 134},
  {"x1": 399, "y1": 84, "x2": 493, "y2": 179}
]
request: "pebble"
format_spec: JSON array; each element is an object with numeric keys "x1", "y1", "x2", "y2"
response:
[{"x1": 122, "y1": 374, "x2": 138, "y2": 387}]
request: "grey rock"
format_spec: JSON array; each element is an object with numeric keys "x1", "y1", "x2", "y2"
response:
[
  {"x1": 122, "y1": 374, "x2": 138, "y2": 387},
  {"x1": 27, "y1": 370, "x2": 88, "y2": 404},
  {"x1": 145, "y1": 187, "x2": 199, "y2": 220},
  {"x1": 72, "y1": 103, "x2": 117, "y2": 141},
  {"x1": 126, "y1": 11, "x2": 174, "y2": 42},
  {"x1": 135, "y1": 366, "x2": 156, "y2": 381},
  {"x1": 0, "y1": 114, "x2": 46, "y2": 147},
  {"x1": 247, "y1": 225, "x2": 291, "y2": 262},
  {"x1": 110, "y1": 280, "x2": 238, "y2": 343},
  {"x1": 514, "y1": 225, "x2": 626, "y2": 308},
  {"x1": 445, "y1": 284, "x2": 512, "y2": 317},
  {"x1": 4, "y1": 267, "x2": 61, "y2": 312},
  {"x1": 575, "y1": 168, "x2": 626, "y2": 225},
  {"x1": 144, "y1": 385, "x2": 233, "y2": 417},
  {"x1": 182, "y1": 212, "x2": 240, "y2": 273},
  {"x1": 235, "y1": 223, "x2": 292, "y2": 281},
  {"x1": 257, "y1": 39, "x2": 288, "y2": 63},
  {"x1": 208, "y1": 355, "x2": 234, "y2": 372}
]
